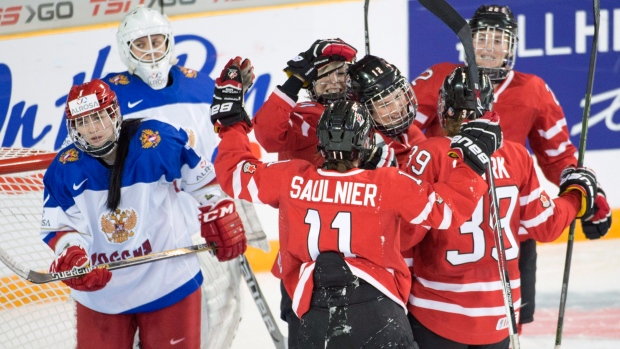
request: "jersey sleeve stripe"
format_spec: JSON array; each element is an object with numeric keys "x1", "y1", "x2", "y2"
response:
[
  {"x1": 537, "y1": 118, "x2": 567, "y2": 139},
  {"x1": 520, "y1": 205, "x2": 556, "y2": 228},
  {"x1": 232, "y1": 161, "x2": 244, "y2": 198},
  {"x1": 274, "y1": 88, "x2": 296, "y2": 108},
  {"x1": 544, "y1": 140, "x2": 573, "y2": 157},
  {"x1": 247, "y1": 177, "x2": 263, "y2": 204},
  {"x1": 519, "y1": 187, "x2": 543, "y2": 205}
]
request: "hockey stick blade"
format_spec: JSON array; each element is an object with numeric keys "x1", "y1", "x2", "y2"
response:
[
  {"x1": 240, "y1": 255, "x2": 288, "y2": 349},
  {"x1": 0, "y1": 243, "x2": 215, "y2": 284}
]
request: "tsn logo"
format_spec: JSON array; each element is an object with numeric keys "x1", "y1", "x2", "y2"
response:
[{"x1": 90, "y1": 0, "x2": 197, "y2": 16}]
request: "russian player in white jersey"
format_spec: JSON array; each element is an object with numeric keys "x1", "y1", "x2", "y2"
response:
[
  {"x1": 101, "y1": 6, "x2": 257, "y2": 348},
  {"x1": 42, "y1": 79, "x2": 247, "y2": 349}
]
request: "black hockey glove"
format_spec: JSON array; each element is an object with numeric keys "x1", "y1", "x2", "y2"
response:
[
  {"x1": 581, "y1": 187, "x2": 612, "y2": 239},
  {"x1": 284, "y1": 38, "x2": 357, "y2": 86},
  {"x1": 362, "y1": 134, "x2": 397, "y2": 169},
  {"x1": 449, "y1": 111, "x2": 502, "y2": 176},
  {"x1": 558, "y1": 166, "x2": 597, "y2": 219},
  {"x1": 211, "y1": 59, "x2": 251, "y2": 131}
]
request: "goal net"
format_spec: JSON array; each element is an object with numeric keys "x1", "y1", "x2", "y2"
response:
[
  {"x1": 0, "y1": 148, "x2": 243, "y2": 349},
  {"x1": 0, "y1": 148, "x2": 75, "y2": 349}
]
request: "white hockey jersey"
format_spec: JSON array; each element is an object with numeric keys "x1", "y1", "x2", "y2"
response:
[
  {"x1": 102, "y1": 65, "x2": 219, "y2": 163},
  {"x1": 41, "y1": 120, "x2": 216, "y2": 314}
]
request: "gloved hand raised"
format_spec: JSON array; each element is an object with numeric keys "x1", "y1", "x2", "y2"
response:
[
  {"x1": 448, "y1": 111, "x2": 503, "y2": 175},
  {"x1": 199, "y1": 198, "x2": 247, "y2": 262},
  {"x1": 284, "y1": 38, "x2": 357, "y2": 86},
  {"x1": 49, "y1": 245, "x2": 112, "y2": 292},
  {"x1": 210, "y1": 57, "x2": 252, "y2": 131}
]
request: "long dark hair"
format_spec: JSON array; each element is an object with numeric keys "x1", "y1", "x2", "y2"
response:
[{"x1": 107, "y1": 119, "x2": 143, "y2": 211}]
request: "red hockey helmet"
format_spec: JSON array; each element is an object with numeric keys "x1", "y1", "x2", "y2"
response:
[{"x1": 65, "y1": 79, "x2": 122, "y2": 157}]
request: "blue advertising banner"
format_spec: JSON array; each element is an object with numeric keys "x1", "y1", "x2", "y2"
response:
[{"x1": 408, "y1": 0, "x2": 620, "y2": 151}]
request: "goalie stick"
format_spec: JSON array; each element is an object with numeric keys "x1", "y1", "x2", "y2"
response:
[
  {"x1": 0, "y1": 242, "x2": 215, "y2": 284},
  {"x1": 240, "y1": 254, "x2": 288, "y2": 349},
  {"x1": 417, "y1": 1, "x2": 520, "y2": 347},
  {"x1": 555, "y1": 1, "x2": 600, "y2": 347}
]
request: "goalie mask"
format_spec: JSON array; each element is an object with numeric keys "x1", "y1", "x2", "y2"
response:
[
  {"x1": 349, "y1": 55, "x2": 417, "y2": 138},
  {"x1": 117, "y1": 5, "x2": 177, "y2": 90},
  {"x1": 469, "y1": 5, "x2": 518, "y2": 82},
  {"x1": 317, "y1": 100, "x2": 374, "y2": 164},
  {"x1": 65, "y1": 79, "x2": 122, "y2": 157},
  {"x1": 437, "y1": 66, "x2": 494, "y2": 128}
]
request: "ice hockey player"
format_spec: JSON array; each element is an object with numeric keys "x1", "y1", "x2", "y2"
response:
[
  {"x1": 410, "y1": 4, "x2": 611, "y2": 330},
  {"x1": 42, "y1": 79, "x2": 246, "y2": 349},
  {"x1": 403, "y1": 66, "x2": 598, "y2": 348},
  {"x1": 210, "y1": 59, "x2": 503, "y2": 349}
]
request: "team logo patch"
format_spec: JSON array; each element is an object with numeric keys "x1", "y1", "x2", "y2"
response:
[
  {"x1": 108, "y1": 74, "x2": 130, "y2": 85},
  {"x1": 100, "y1": 208, "x2": 137, "y2": 244},
  {"x1": 539, "y1": 193, "x2": 551, "y2": 208},
  {"x1": 140, "y1": 129, "x2": 161, "y2": 148},
  {"x1": 243, "y1": 161, "x2": 257, "y2": 174},
  {"x1": 179, "y1": 66, "x2": 197, "y2": 78},
  {"x1": 59, "y1": 149, "x2": 79, "y2": 164},
  {"x1": 227, "y1": 68, "x2": 238, "y2": 79}
]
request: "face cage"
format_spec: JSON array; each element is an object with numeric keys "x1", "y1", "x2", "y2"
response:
[
  {"x1": 365, "y1": 77, "x2": 417, "y2": 138},
  {"x1": 129, "y1": 34, "x2": 171, "y2": 66},
  {"x1": 310, "y1": 62, "x2": 352, "y2": 104},
  {"x1": 473, "y1": 27, "x2": 517, "y2": 82},
  {"x1": 68, "y1": 104, "x2": 121, "y2": 158}
]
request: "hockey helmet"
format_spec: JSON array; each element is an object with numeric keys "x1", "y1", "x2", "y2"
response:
[
  {"x1": 469, "y1": 5, "x2": 518, "y2": 82},
  {"x1": 317, "y1": 100, "x2": 374, "y2": 164},
  {"x1": 65, "y1": 79, "x2": 122, "y2": 157},
  {"x1": 437, "y1": 66, "x2": 494, "y2": 128},
  {"x1": 117, "y1": 5, "x2": 177, "y2": 90},
  {"x1": 348, "y1": 55, "x2": 417, "y2": 137}
]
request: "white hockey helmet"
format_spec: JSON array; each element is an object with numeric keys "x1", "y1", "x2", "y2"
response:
[{"x1": 116, "y1": 5, "x2": 178, "y2": 90}]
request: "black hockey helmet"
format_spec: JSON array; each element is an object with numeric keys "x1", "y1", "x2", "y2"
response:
[
  {"x1": 437, "y1": 66, "x2": 494, "y2": 128},
  {"x1": 317, "y1": 100, "x2": 374, "y2": 164},
  {"x1": 469, "y1": 5, "x2": 518, "y2": 82},
  {"x1": 348, "y1": 55, "x2": 417, "y2": 137}
]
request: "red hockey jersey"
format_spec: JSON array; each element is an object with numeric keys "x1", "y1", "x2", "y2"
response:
[
  {"x1": 401, "y1": 137, "x2": 580, "y2": 344},
  {"x1": 215, "y1": 123, "x2": 488, "y2": 318},
  {"x1": 412, "y1": 62, "x2": 577, "y2": 185}
]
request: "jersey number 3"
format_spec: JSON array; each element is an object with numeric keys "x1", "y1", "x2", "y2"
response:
[{"x1": 305, "y1": 209, "x2": 354, "y2": 260}]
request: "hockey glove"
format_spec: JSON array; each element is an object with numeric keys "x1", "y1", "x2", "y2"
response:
[
  {"x1": 199, "y1": 198, "x2": 247, "y2": 262},
  {"x1": 362, "y1": 133, "x2": 397, "y2": 169},
  {"x1": 284, "y1": 38, "x2": 357, "y2": 86},
  {"x1": 237, "y1": 56, "x2": 255, "y2": 95},
  {"x1": 581, "y1": 187, "x2": 612, "y2": 239},
  {"x1": 50, "y1": 245, "x2": 112, "y2": 292},
  {"x1": 448, "y1": 111, "x2": 502, "y2": 176},
  {"x1": 559, "y1": 166, "x2": 597, "y2": 219},
  {"x1": 211, "y1": 58, "x2": 252, "y2": 131}
]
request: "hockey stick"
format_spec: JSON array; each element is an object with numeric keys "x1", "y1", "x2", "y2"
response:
[
  {"x1": 240, "y1": 255, "x2": 288, "y2": 349},
  {"x1": 418, "y1": 1, "x2": 520, "y2": 347},
  {"x1": 364, "y1": 0, "x2": 370, "y2": 55},
  {"x1": 554, "y1": 1, "x2": 599, "y2": 347},
  {"x1": 0, "y1": 242, "x2": 215, "y2": 284}
]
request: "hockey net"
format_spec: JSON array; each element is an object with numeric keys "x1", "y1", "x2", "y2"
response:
[
  {"x1": 0, "y1": 148, "x2": 75, "y2": 348},
  {"x1": 0, "y1": 148, "x2": 244, "y2": 349}
]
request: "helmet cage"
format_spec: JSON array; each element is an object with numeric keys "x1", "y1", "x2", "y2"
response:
[
  {"x1": 117, "y1": 6, "x2": 176, "y2": 90},
  {"x1": 67, "y1": 104, "x2": 121, "y2": 158},
  {"x1": 365, "y1": 76, "x2": 417, "y2": 138},
  {"x1": 309, "y1": 62, "x2": 353, "y2": 104},
  {"x1": 470, "y1": 5, "x2": 518, "y2": 82},
  {"x1": 437, "y1": 67, "x2": 494, "y2": 128},
  {"x1": 317, "y1": 101, "x2": 374, "y2": 164}
]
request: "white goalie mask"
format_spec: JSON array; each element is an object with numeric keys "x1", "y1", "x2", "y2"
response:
[{"x1": 116, "y1": 5, "x2": 178, "y2": 90}]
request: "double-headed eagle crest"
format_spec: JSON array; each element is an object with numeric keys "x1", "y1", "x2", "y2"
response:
[{"x1": 101, "y1": 209, "x2": 137, "y2": 243}]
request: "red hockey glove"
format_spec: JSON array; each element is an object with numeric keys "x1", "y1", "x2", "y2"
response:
[
  {"x1": 581, "y1": 186, "x2": 611, "y2": 239},
  {"x1": 211, "y1": 58, "x2": 252, "y2": 131},
  {"x1": 284, "y1": 38, "x2": 357, "y2": 86},
  {"x1": 559, "y1": 166, "x2": 597, "y2": 219},
  {"x1": 49, "y1": 245, "x2": 111, "y2": 292},
  {"x1": 362, "y1": 133, "x2": 397, "y2": 169},
  {"x1": 448, "y1": 111, "x2": 503, "y2": 175},
  {"x1": 199, "y1": 198, "x2": 247, "y2": 262}
]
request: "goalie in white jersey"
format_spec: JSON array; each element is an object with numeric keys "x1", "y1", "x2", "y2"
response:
[
  {"x1": 41, "y1": 79, "x2": 247, "y2": 349},
  {"x1": 101, "y1": 6, "x2": 259, "y2": 348}
]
